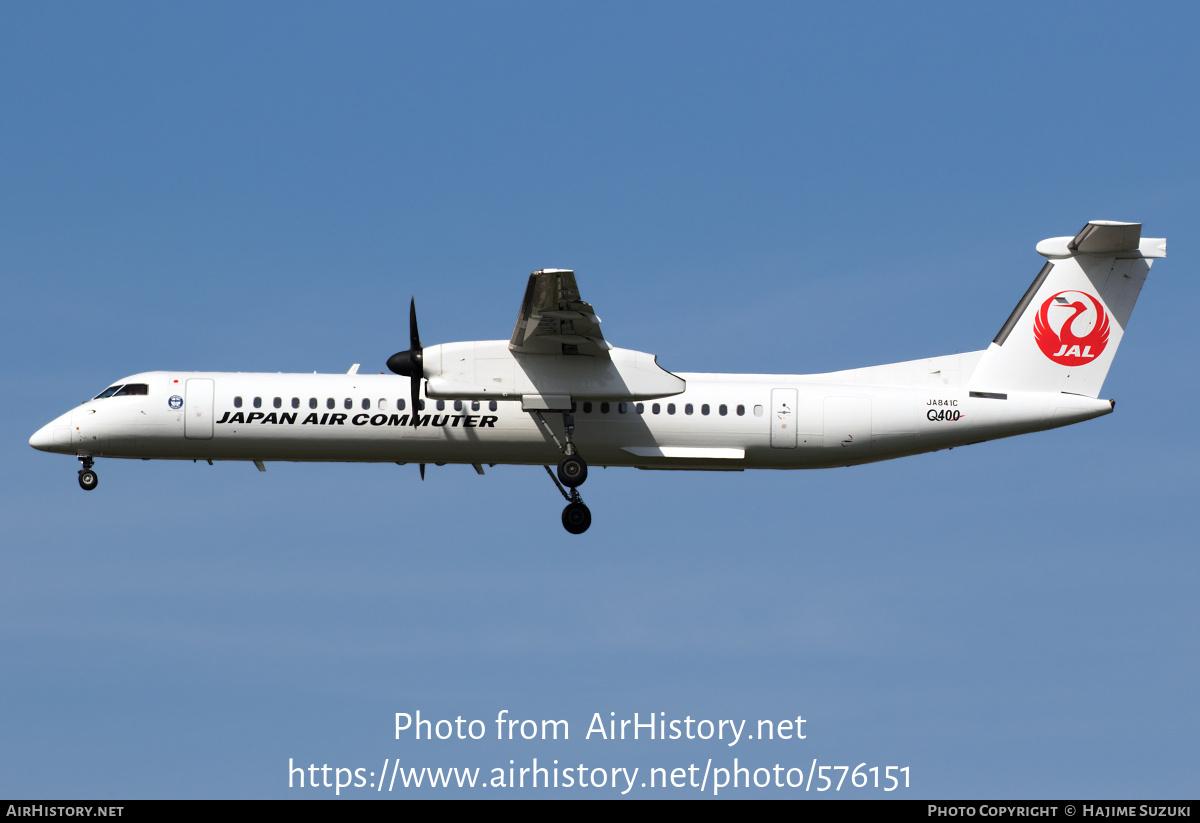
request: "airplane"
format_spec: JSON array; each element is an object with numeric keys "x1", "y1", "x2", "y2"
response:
[{"x1": 30, "y1": 220, "x2": 1164, "y2": 534}]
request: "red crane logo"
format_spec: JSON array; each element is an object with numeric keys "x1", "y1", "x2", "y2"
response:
[{"x1": 1033, "y1": 290, "x2": 1110, "y2": 366}]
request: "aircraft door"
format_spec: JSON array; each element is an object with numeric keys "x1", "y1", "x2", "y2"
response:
[
  {"x1": 185, "y1": 378, "x2": 214, "y2": 440},
  {"x1": 770, "y1": 388, "x2": 798, "y2": 448}
]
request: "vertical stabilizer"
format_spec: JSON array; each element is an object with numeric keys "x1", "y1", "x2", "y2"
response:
[{"x1": 968, "y1": 221, "x2": 1164, "y2": 398}]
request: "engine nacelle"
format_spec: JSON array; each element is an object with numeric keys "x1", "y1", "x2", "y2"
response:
[{"x1": 422, "y1": 341, "x2": 685, "y2": 410}]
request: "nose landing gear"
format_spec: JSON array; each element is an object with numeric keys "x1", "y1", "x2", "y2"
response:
[{"x1": 78, "y1": 456, "x2": 98, "y2": 491}]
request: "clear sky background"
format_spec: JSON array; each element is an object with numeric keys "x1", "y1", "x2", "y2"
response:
[{"x1": 3, "y1": 2, "x2": 1197, "y2": 798}]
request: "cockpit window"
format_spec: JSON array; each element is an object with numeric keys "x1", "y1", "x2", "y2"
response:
[{"x1": 93, "y1": 383, "x2": 149, "y2": 399}]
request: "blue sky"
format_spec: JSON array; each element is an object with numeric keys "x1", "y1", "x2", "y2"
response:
[{"x1": 3, "y1": 2, "x2": 1197, "y2": 798}]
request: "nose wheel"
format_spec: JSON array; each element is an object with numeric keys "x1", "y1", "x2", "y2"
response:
[{"x1": 77, "y1": 456, "x2": 98, "y2": 491}]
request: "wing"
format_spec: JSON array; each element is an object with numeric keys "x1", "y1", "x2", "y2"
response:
[
  {"x1": 509, "y1": 269, "x2": 612, "y2": 357},
  {"x1": 422, "y1": 267, "x2": 683, "y2": 406}
]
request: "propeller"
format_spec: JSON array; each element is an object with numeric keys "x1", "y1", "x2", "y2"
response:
[{"x1": 386, "y1": 298, "x2": 424, "y2": 428}]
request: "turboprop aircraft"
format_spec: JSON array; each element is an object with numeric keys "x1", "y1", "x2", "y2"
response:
[{"x1": 30, "y1": 221, "x2": 1164, "y2": 534}]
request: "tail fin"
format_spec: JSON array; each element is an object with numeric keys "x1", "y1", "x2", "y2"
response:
[{"x1": 968, "y1": 221, "x2": 1165, "y2": 398}]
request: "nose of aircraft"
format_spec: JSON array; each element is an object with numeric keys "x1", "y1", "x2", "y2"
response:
[
  {"x1": 29, "y1": 422, "x2": 56, "y2": 451},
  {"x1": 29, "y1": 411, "x2": 72, "y2": 453}
]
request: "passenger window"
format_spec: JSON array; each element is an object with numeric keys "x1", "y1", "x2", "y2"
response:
[
  {"x1": 636, "y1": 403, "x2": 644, "y2": 414},
  {"x1": 754, "y1": 405, "x2": 764, "y2": 417},
  {"x1": 454, "y1": 400, "x2": 463, "y2": 412},
  {"x1": 253, "y1": 397, "x2": 262, "y2": 408},
  {"x1": 327, "y1": 398, "x2": 335, "y2": 409},
  {"x1": 719, "y1": 404, "x2": 727, "y2": 416},
  {"x1": 234, "y1": 396, "x2": 243, "y2": 408},
  {"x1": 398, "y1": 399, "x2": 406, "y2": 411},
  {"x1": 273, "y1": 397, "x2": 282, "y2": 409},
  {"x1": 600, "y1": 402, "x2": 610, "y2": 414},
  {"x1": 701, "y1": 404, "x2": 710, "y2": 415},
  {"x1": 618, "y1": 402, "x2": 628, "y2": 414},
  {"x1": 378, "y1": 398, "x2": 388, "y2": 410},
  {"x1": 362, "y1": 398, "x2": 370, "y2": 410},
  {"x1": 685, "y1": 404, "x2": 694, "y2": 415},
  {"x1": 489, "y1": 401, "x2": 497, "y2": 412},
  {"x1": 471, "y1": 401, "x2": 480, "y2": 412},
  {"x1": 292, "y1": 398, "x2": 300, "y2": 409},
  {"x1": 309, "y1": 398, "x2": 317, "y2": 409},
  {"x1": 737, "y1": 405, "x2": 745, "y2": 416},
  {"x1": 344, "y1": 398, "x2": 352, "y2": 410},
  {"x1": 652, "y1": 403, "x2": 660, "y2": 414},
  {"x1": 419, "y1": 400, "x2": 425, "y2": 411},
  {"x1": 583, "y1": 402, "x2": 592, "y2": 413},
  {"x1": 668, "y1": 404, "x2": 676, "y2": 415},
  {"x1": 437, "y1": 400, "x2": 445, "y2": 411}
]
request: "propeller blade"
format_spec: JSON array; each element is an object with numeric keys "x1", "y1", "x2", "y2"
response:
[
  {"x1": 419, "y1": 463, "x2": 426, "y2": 480},
  {"x1": 385, "y1": 296, "x2": 425, "y2": 427},
  {"x1": 411, "y1": 374, "x2": 421, "y2": 427},
  {"x1": 410, "y1": 298, "x2": 423, "y2": 426}
]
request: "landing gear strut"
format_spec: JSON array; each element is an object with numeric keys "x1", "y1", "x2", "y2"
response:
[
  {"x1": 534, "y1": 409, "x2": 593, "y2": 533},
  {"x1": 534, "y1": 410, "x2": 589, "y2": 484},
  {"x1": 78, "y1": 456, "x2": 98, "y2": 491}
]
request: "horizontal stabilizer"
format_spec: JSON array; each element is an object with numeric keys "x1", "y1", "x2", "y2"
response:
[
  {"x1": 1071, "y1": 221, "x2": 1141, "y2": 254},
  {"x1": 1037, "y1": 221, "x2": 1165, "y2": 259}
]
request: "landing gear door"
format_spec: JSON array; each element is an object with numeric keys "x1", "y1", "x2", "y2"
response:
[
  {"x1": 185, "y1": 378, "x2": 214, "y2": 440},
  {"x1": 770, "y1": 388, "x2": 798, "y2": 449}
]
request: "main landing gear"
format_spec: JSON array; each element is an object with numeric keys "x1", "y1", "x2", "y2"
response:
[
  {"x1": 534, "y1": 409, "x2": 592, "y2": 534},
  {"x1": 557, "y1": 454, "x2": 587, "y2": 487},
  {"x1": 78, "y1": 456, "x2": 98, "y2": 491},
  {"x1": 545, "y1": 466, "x2": 591, "y2": 535}
]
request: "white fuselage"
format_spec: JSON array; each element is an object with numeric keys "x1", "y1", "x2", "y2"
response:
[
  {"x1": 27, "y1": 222, "x2": 1159, "y2": 535},
  {"x1": 29, "y1": 366, "x2": 1113, "y2": 471}
]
